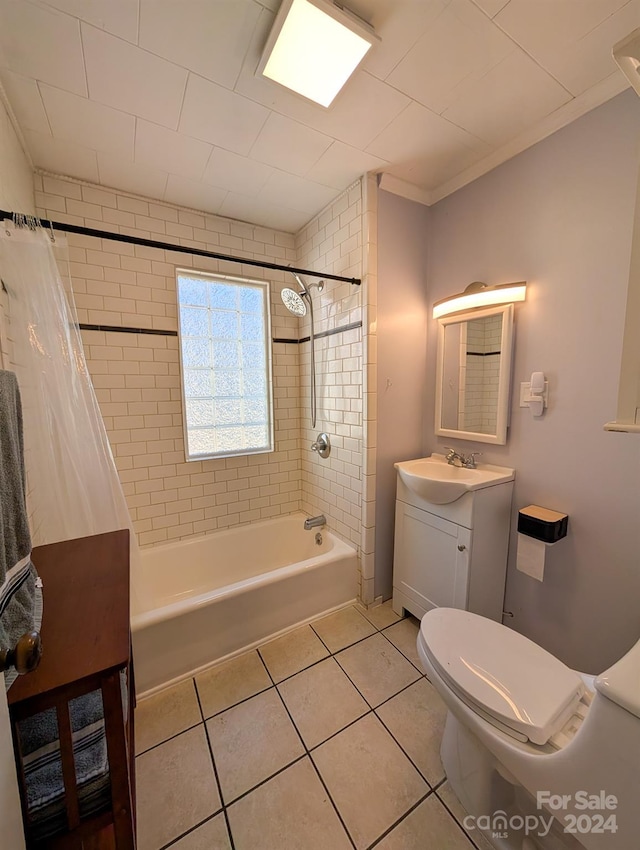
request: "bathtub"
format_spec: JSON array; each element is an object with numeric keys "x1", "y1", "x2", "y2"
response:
[{"x1": 131, "y1": 513, "x2": 358, "y2": 694}]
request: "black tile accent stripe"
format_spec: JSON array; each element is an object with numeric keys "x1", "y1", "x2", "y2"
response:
[
  {"x1": 466, "y1": 350, "x2": 501, "y2": 356},
  {"x1": 78, "y1": 323, "x2": 178, "y2": 337},
  {"x1": 272, "y1": 320, "x2": 364, "y2": 345},
  {"x1": 78, "y1": 320, "x2": 363, "y2": 344}
]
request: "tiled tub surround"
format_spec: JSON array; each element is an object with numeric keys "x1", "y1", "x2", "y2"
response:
[
  {"x1": 132, "y1": 513, "x2": 358, "y2": 694},
  {"x1": 35, "y1": 173, "x2": 305, "y2": 547},
  {"x1": 35, "y1": 174, "x2": 369, "y2": 560},
  {"x1": 295, "y1": 182, "x2": 364, "y2": 552},
  {"x1": 134, "y1": 603, "x2": 491, "y2": 850}
]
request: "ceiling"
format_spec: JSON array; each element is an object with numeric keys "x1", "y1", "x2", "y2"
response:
[{"x1": 0, "y1": 0, "x2": 637, "y2": 233}]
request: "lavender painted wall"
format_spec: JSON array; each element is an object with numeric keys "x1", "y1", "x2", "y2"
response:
[
  {"x1": 425, "y1": 89, "x2": 640, "y2": 674},
  {"x1": 375, "y1": 189, "x2": 429, "y2": 599}
]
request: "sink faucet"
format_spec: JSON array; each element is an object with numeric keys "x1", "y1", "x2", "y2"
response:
[
  {"x1": 444, "y1": 448, "x2": 482, "y2": 469},
  {"x1": 304, "y1": 514, "x2": 326, "y2": 530}
]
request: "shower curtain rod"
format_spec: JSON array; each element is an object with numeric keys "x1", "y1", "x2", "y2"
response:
[{"x1": 0, "y1": 208, "x2": 362, "y2": 286}]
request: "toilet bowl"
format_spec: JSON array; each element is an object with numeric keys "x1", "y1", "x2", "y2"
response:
[{"x1": 417, "y1": 608, "x2": 640, "y2": 850}]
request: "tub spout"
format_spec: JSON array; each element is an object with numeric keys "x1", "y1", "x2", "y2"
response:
[{"x1": 304, "y1": 515, "x2": 326, "y2": 530}]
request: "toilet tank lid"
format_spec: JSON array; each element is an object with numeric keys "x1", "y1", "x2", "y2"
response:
[
  {"x1": 420, "y1": 608, "x2": 585, "y2": 745},
  {"x1": 595, "y1": 638, "x2": 640, "y2": 719}
]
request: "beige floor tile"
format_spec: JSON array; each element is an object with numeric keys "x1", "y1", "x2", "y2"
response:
[
  {"x1": 135, "y1": 679, "x2": 202, "y2": 755},
  {"x1": 312, "y1": 606, "x2": 376, "y2": 652},
  {"x1": 195, "y1": 650, "x2": 271, "y2": 718},
  {"x1": 136, "y1": 726, "x2": 220, "y2": 850},
  {"x1": 259, "y1": 624, "x2": 329, "y2": 683},
  {"x1": 170, "y1": 813, "x2": 232, "y2": 850},
  {"x1": 376, "y1": 678, "x2": 447, "y2": 785},
  {"x1": 206, "y1": 688, "x2": 304, "y2": 803},
  {"x1": 312, "y1": 714, "x2": 428, "y2": 850},
  {"x1": 375, "y1": 794, "x2": 475, "y2": 849},
  {"x1": 437, "y1": 782, "x2": 495, "y2": 850},
  {"x1": 357, "y1": 600, "x2": 402, "y2": 630},
  {"x1": 383, "y1": 616, "x2": 423, "y2": 669},
  {"x1": 227, "y1": 757, "x2": 352, "y2": 850},
  {"x1": 278, "y1": 657, "x2": 369, "y2": 748},
  {"x1": 335, "y1": 633, "x2": 421, "y2": 707}
]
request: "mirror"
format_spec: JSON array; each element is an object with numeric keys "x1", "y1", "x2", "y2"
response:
[{"x1": 435, "y1": 303, "x2": 514, "y2": 445}]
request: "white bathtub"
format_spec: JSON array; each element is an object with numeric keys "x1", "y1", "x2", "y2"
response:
[{"x1": 131, "y1": 513, "x2": 358, "y2": 694}]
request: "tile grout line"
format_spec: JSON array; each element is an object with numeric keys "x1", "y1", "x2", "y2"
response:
[
  {"x1": 365, "y1": 789, "x2": 434, "y2": 850},
  {"x1": 435, "y1": 786, "x2": 489, "y2": 850},
  {"x1": 256, "y1": 647, "x2": 359, "y2": 850},
  {"x1": 139, "y1": 607, "x2": 462, "y2": 849},
  {"x1": 193, "y1": 677, "x2": 237, "y2": 850}
]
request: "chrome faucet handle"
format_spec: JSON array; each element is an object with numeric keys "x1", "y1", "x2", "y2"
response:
[
  {"x1": 310, "y1": 432, "x2": 331, "y2": 458},
  {"x1": 464, "y1": 452, "x2": 482, "y2": 468}
]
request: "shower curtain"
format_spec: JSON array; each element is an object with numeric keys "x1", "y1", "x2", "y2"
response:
[{"x1": 0, "y1": 224, "x2": 136, "y2": 559}]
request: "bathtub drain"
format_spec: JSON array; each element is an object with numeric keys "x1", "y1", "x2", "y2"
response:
[{"x1": 315, "y1": 532, "x2": 322, "y2": 545}]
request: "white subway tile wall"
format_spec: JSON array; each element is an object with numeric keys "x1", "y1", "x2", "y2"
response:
[
  {"x1": 35, "y1": 173, "x2": 304, "y2": 546},
  {"x1": 463, "y1": 314, "x2": 501, "y2": 434},
  {"x1": 295, "y1": 180, "x2": 364, "y2": 558},
  {"x1": 33, "y1": 172, "x2": 372, "y2": 563}
]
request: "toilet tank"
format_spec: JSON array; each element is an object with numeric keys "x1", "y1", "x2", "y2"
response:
[{"x1": 595, "y1": 637, "x2": 640, "y2": 719}]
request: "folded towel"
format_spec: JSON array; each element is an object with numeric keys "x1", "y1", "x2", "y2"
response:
[
  {"x1": 0, "y1": 370, "x2": 42, "y2": 689},
  {"x1": 16, "y1": 673, "x2": 129, "y2": 841}
]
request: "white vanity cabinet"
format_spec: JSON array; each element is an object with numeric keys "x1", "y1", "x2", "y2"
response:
[{"x1": 392, "y1": 462, "x2": 514, "y2": 623}]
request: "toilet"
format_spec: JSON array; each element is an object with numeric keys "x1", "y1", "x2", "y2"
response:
[{"x1": 417, "y1": 608, "x2": 640, "y2": 850}]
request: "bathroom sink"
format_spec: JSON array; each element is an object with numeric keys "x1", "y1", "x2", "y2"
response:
[{"x1": 394, "y1": 455, "x2": 515, "y2": 505}]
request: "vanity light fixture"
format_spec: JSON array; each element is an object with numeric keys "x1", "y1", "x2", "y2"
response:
[
  {"x1": 257, "y1": 0, "x2": 379, "y2": 108},
  {"x1": 433, "y1": 281, "x2": 527, "y2": 319}
]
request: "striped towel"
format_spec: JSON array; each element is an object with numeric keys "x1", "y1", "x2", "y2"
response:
[
  {"x1": 0, "y1": 370, "x2": 42, "y2": 690},
  {"x1": 17, "y1": 692, "x2": 111, "y2": 841}
]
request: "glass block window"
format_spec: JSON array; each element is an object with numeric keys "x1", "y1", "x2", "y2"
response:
[{"x1": 177, "y1": 270, "x2": 274, "y2": 460}]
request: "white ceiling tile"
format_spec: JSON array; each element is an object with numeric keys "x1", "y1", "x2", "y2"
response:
[
  {"x1": 258, "y1": 171, "x2": 338, "y2": 214},
  {"x1": 40, "y1": 84, "x2": 134, "y2": 158},
  {"x1": 367, "y1": 100, "x2": 488, "y2": 160},
  {"x1": 202, "y1": 148, "x2": 274, "y2": 196},
  {"x1": 97, "y1": 152, "x2": 169, "y2": 199},
  {"x1": 233, "y1": 8, "x2": 411, "y2": 149},
  {"x1": 367, "y1": 101, "x2": 490, "y2": 190},
  {"x1": 38, "y1": 0, "x2": 139, "y2": 42},
  {"x1": 386, "y1": 0, "x2": 516, "y2": 113},
  {"x1": 531, "y1": 0, "x2": 640, "y2": 96},
  {"x1": 219, "y1": 192, "x2": 305, "y2": 232},
  {"x1": 307, "y1": 141, "x2": 388, "y2": 190},
  {"x1": 82, "y1": 24, "x2": 188, "y2": 129},
  {"x1": 254, "y1": 0, "x2": 279, "y2": 11},
  {"x1": 0, "y1": 70, "x2": 51, "y2": 134},
  {"x1": 24, "y1": 130, "x2": 98, "y2": 182},
  {"x1": 470, "y1": 0, "x2": 510, "y2": 18},
  {"x1": 249, "y1": 113, "x2": 333, "y2": 175},
  {"x1": 163, "y1": 175, "x2": 227, "y2": 215},
  {"x1": 0, "y1": 0, "x2": 86, "y2": 95},
  {"x1": 139, "y1": 0, "x2": 260, "y2": 89},
  {"x1": 495, "y1": 0, "x2": 630, "y2": 59},
  {"x1": 179, "y1": 73, "x2": 269, "y2": 156},
  {"x1": 383, "y1": 148, "x2": 481, "y2": 191},
  {"x1": 359, "y1": 0, "x2": 449, "y2": 80},
  {"x1": 302, "y1": 71, "x2": 412, "y2": 151},
  {"x1": 443, "y1": 51, "x2": 572, "y2": 146},
  {"x1": 135, "y1": 120, "x2": 213, "y2": 181}
]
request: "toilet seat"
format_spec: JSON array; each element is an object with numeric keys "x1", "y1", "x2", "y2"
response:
[{"x1": 419, "y1": 608, "x2": 585, "y2": 745}]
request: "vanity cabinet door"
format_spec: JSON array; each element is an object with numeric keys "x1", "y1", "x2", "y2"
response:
[{"x1": 393, "y1": 501, "x2": 472, "y2": 619}]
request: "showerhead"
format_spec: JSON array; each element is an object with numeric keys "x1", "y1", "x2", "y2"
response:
[{"x1": 281, "y1": 287, "x2": 307, "y2": 316}]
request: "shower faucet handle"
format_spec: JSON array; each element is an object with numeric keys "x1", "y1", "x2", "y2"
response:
[{"x1": 310, "y1": 432, "x2": 331, "y2": 459}]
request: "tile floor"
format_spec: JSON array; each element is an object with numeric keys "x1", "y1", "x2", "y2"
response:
[{"x1": 134, "y1": 603, "x2": 493, "y2": 850}]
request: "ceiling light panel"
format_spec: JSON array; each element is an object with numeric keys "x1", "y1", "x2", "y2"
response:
[{"x1": 258, "y1": 0, "x2": 379, "y2": 108}]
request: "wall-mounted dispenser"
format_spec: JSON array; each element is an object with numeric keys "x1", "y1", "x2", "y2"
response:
[
  {"x1": 516, "y1": 504, "x2": 568, "y2": 581},
  {"x1": 520, "y1": 371, "x2": 548, "y2": 416}
]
